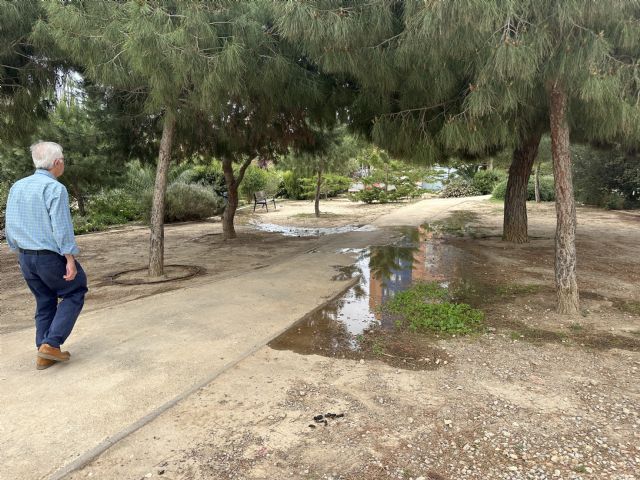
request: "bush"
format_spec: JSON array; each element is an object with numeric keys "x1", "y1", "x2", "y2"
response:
[
  {"x1": 72, "y1": 188, "x2": 144, "y2": 234},
  {"x1": 492, "y1": 175, "x2": 555, "y2": 201},
  {"x1": 353, "y1": 186, "x2": 389, "y2": 204},
  {"x1": 180, "y1": 163, "x2": 226, "y2": 195},
  {"x1": 299, "y1": 173, "x2": 353, "y2": 199},
  {"x1": 573, "y1": 145, "x2": 640, "y2": 209},
  {"x1": 323, "y1": 174, "x2": 352, "y2": 196},
  {"x1": 440, "y1": 178, "x2": 481, "y2": 198},
  {"x1": 472, "y1": 169, "x2": 505, "y2": 194},
  {"x1": 239, "y1": 165, "x2": 281, "y2": 201},
  {"x1": 163, "y1": 182, "x2": 224, "y2": 222},
  {"x1": 282, "y1": 170, "x2": 304, "y2": 199}
]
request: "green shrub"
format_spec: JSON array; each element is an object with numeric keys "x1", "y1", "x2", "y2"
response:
[
  {"x1": 164, "y1": 182, "x2": 224, "y2": 222},
  {"x1": 0, "y1": 183, "x2": 8, "y2": 231},
  {"x1": 72, "y1": 188, "x2": 145, "y2": 234},
  {"x1": 239, "y1": 166, "x2": 281, "y2": 201},
  {"x1": 239, "y1": 165, "x2": 269, "y2": 201},
  {"x1": 472, "y1": 169, "x2": 505, "y2": 194},
  {"x1": 89, "y1": 188, "x2": 143, "y2": 222},
  {"x1": 573, "y1": 145, "x2": 639, "y2": 209},
  {"x1": 299, "y1": 173, "x2": 352, "y2": 200},
  {"x1": 492, "y1": 175, "x2": 555, "y2": 201},
  {"x1": 384, "y1": 282, "x2": 484, "y2": 335},
  {"x1": 180, "y1": 163, "x2": 226, "y2": 194},
  {"x1": 440, "y1": 178, "x2": 481, "y2": 198},
  {"x1": 282, "y1": 170, "x2": 304, "y2": 199},
  {"x1": 323, "y1": 173, "x2": 352, "y2": 196},
  {"x1": 353, "y1": 186, "x2": 388, "y2": 204}
]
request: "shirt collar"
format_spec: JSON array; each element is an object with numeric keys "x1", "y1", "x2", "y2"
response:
[{"x1": 35, "y1": 169, "x2": 56, "y2": 180}]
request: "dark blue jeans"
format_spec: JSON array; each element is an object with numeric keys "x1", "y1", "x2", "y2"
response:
[{"x1": 18, "y1": 253, "x2": 88, "y2": 349}]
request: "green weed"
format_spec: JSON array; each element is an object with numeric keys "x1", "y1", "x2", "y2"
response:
[{"x1": 385, "y1": 282, "x2": 484, "y2": 335}]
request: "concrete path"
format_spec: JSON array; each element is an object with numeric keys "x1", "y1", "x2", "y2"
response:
[{"x1": 0, "y1": 197, "x2": 487, "y2": 480}]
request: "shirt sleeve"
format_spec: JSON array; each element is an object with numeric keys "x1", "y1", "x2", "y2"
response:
[{"x1": 48, "y1": 185, "x2": 80, "y2": 255}]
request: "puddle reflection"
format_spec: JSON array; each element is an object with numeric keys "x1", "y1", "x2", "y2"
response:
[{"x1": 269, "y1": 225, "x2": 477, "y2": 365}]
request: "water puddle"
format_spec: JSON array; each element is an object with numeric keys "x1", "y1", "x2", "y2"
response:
[
  {"x1": 249, "y1": 222, "x2": 376, "y2": 237},
  {"x1": 269, "y1": 224, "x2": 482, "y2": 369}
]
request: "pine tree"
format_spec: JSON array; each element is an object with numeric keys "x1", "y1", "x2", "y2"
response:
[
  {"x1": 42, "y1": 0, "x2": 248, "y2": 276},
  {"x1": 0, "y1": 0, "x2": 58, "y2": 140},
  {"x1": 278, "y1": 0, "x2": 640, "y2": 314},
  {"x1": 279, "y1": 128, "x2": 357, "y2": 217}
]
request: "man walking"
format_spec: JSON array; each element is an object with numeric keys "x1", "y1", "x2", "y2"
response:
[{"x1": 5, "y1": 141, "x2": 88, "y2": 370}]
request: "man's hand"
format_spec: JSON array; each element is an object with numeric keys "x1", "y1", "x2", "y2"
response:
[{"x1": 63, "y1": 255, "x2": 77, "y2": 281}]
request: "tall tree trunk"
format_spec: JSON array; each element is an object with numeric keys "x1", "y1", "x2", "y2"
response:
[
  {"x1": 315, "y1": 168, "x2": 322, "y2": 218},
  {"x1": 222, "y1": 156, "x2": 252, "y2": 240},
  {"x1": 534, "y1": 162, "x2": 541, "y2": 203},
  {"x1": 503, "y1": 132, "x2": 541, "y2": 243},
  {"x1": 148, "y1": 113, "x2": 176, "y2": 278},
  {"x1": 549, "y1": 82, "x2": 579, "y2": 315}
]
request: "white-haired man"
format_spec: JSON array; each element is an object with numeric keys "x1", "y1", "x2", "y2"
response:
[{"x1": 5, "y1": 141, "x2": 88, "y2": 370}]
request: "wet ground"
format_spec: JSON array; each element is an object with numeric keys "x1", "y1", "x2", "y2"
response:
[
  {"x1": 249, "y1": 221, "x2": 376, "y2": 237},
  {"x1": 270, "y1": 212, "x2": 640, "y2": 369},
  {"x1": 269, "y1": 220, "x2": 482, "y2": 369}
]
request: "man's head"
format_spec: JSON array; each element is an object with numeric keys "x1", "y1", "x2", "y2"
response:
[{"x1": 31, "y1": 141, "x2": 65, "y2": 177}]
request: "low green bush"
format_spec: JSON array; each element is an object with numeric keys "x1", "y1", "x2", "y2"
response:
[
  {"x1": 472, "y1": 169, "x2": 506, "y2": 194},
  {"x1": 73, "y1": 188, "x2": 144, "y2": 234},
  {"x1": 163, "y1": 182, "x2": 224, "y2": 222},
  {"x1": 299, "y1": 173, "x2": 352, "y2": 200},
  {"x1": 492, "y1": 175, "x2": 555, "y2": 201},
  {"x1": 353, "y1": 186, "x2": 389, "y2": 204},
  {"x1": 180, "y1": 163, "x2": 226, "y2": 194},
  {"x1": 384, "y1": 282, "x2": 484, "y2": 335},
  {"x1": 282, "y1": 170, "x2": 304, "y2": 199},
  {"x1": 239, "y1": 165, "x2": 281, "y2": 201},
  {"x1": 440, "y1": 178, "x2": 481, "y2": 198}
]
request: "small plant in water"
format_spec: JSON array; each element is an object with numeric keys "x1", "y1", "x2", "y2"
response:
[{"x1": 385, "y1": 282, "x2": 484, "y2": 335}]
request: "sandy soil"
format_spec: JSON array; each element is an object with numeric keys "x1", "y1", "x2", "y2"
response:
[{"x1": 3, "y1": 196, "x2": 640, "y2": 479}]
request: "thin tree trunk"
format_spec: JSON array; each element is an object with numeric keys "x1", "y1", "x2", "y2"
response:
[
  {"x1": 503, "y1": 132, "x2": 541, "y2": 243},
  {"x1": 71, "y1": 184, "x2": 85, "y2": 216},
  {"x1": 534, "y1": 162, "x2": 541, "y2": 203},
  {"x1": 148, "y1": 113, "x2": 176, "y2": 278},
  {"x1": 222, "y1": 156, "x2": 252, "y2": 240},
  {"x1": 549, "y1": 82, "x2": 579, "y2": 315},
  {"x1": 315, "y1": 168, "x2": 322, "y2": 217}
]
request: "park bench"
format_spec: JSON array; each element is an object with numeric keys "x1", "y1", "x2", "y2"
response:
[{"x1": 253, "y1": 191, "x2": 277, "y2": 212}]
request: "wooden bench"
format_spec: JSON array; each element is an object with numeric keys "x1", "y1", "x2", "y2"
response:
[{"x1": 253, "y1": 191, "x2": 276, "y2": 212}]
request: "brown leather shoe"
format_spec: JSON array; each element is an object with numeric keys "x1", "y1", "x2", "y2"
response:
[
  {"x1": 36, "y1": 357, "x2": 57, "y2": 370},
  {"x1": 37, "y1": 344, "x2": 70, "y2": 362}
]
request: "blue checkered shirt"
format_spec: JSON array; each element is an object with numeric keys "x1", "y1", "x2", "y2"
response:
[{"x1": 5, "y1": 170, "x2": 79, "y2": 255}]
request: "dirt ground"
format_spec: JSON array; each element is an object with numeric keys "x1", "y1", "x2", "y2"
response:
[
  {"x1": 0, "y1": 198, "x2": 404, "y2": 335},
  {"x1": 2, "y1": 196, "x2": 639, "y2": 480}
]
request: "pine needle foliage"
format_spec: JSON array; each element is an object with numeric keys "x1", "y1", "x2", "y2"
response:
[
  {"x1": 0, "y1": 0, "x2": 59, "y2": 139},
  {"x1": 277, "y1": 0, "x2": 640, "y2": 156}
]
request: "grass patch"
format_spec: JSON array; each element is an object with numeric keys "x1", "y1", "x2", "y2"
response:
[
  {"x1": 384, "y1": 282, "x2": 484, "y2": 335},
  {"x1": 569, "y1": 322, "x2": 584, "y2": 331},
  {"x1": 614, "y1": 300, "x2": 640, "y2": 315}
]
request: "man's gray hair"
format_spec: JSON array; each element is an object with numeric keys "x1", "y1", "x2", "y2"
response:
[{"x1": 31, "y1": 141, "x2": 63, "y2": 170}]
